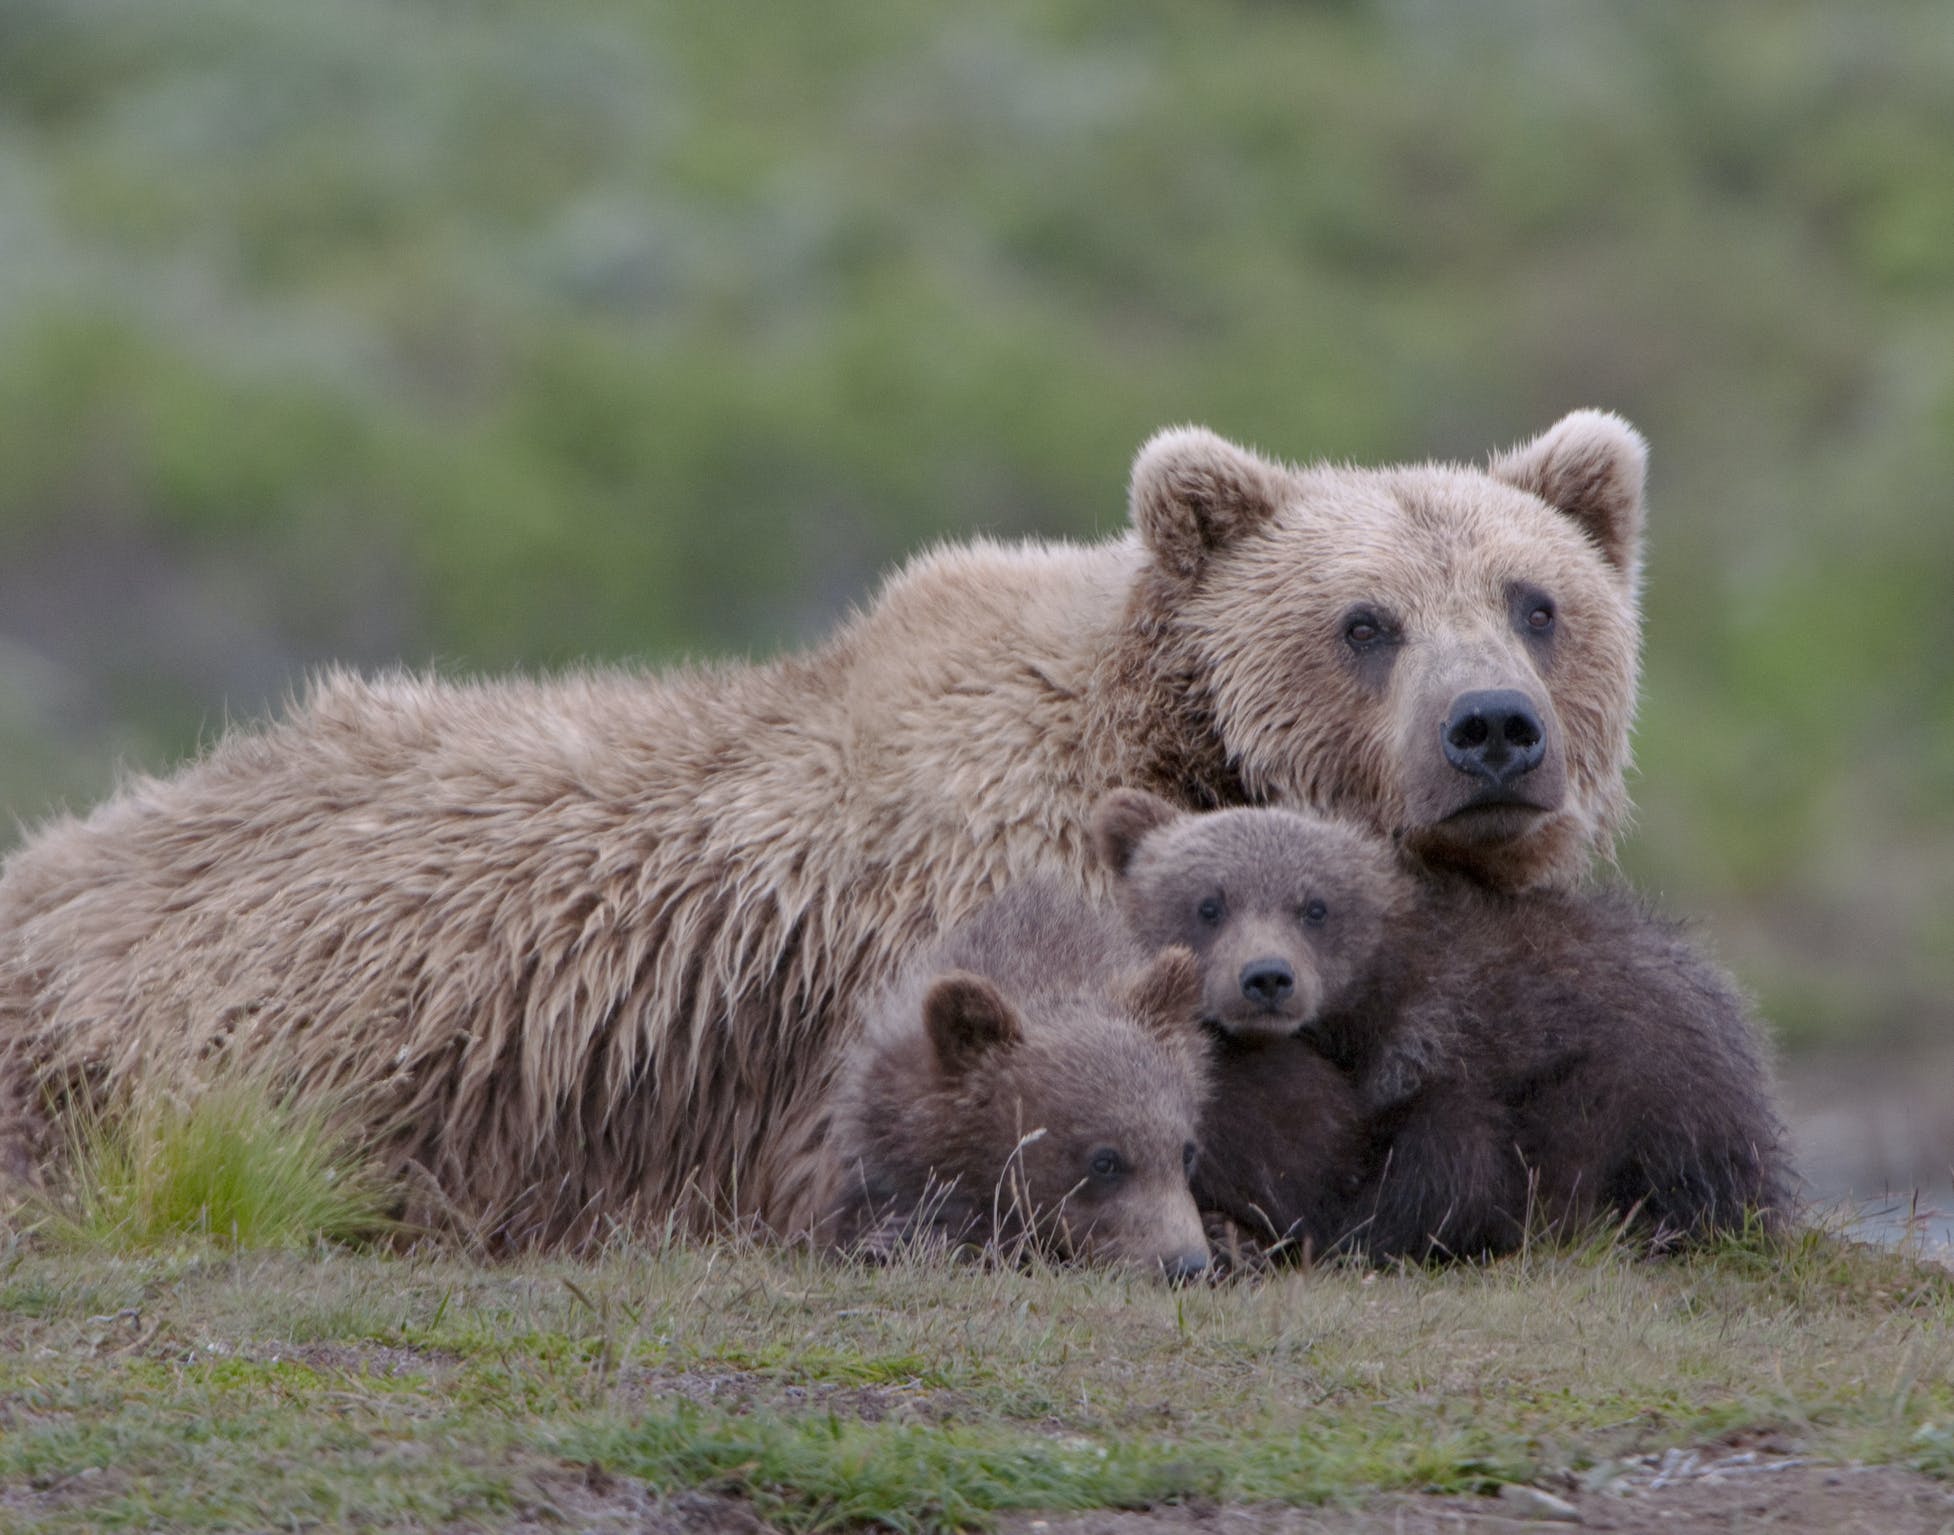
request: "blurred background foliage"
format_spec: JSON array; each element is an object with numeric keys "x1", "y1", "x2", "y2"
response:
[{"x1": 0, "y1": 0, "x2": 1950, "y2": 1053}]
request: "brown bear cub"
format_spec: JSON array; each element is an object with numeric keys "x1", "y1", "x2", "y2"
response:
[
  {"x1": 821, "y1": 879, "x2": 1212, "y2": 1280},
  {"x1": 1094, "y1": 791, "x2": 1791, "y2": 1263}
]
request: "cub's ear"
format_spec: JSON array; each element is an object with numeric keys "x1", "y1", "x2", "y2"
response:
[
  {"x1": 1489, "y1": 409, "x2": 1647, "y2": 584},
  {"x1": 1124, "y1": 945, "x2": 1202, "y2": 1044},
  {"x1": 1092, "y1": 788, "x2": 1180, "y2": 877},
  {"x1": 1129, "y1": 426, "x2": 1289, "y2": 580},
  {"x1": 924, "y1": 972, "x2": 1022, "y2": 1075}
]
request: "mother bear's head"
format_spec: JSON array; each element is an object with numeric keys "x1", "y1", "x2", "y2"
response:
[{"x1": 1116, "y1": 410, "x2": 1646, "y2": 891}]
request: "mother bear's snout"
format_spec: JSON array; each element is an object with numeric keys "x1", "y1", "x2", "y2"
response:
[{"x1": 1441, "y1": 688, "x2": 1548, "y2": 789}]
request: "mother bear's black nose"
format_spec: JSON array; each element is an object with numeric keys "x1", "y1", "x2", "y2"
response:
[
  {"x1": 1443, "y1": 689, "x2": 1546, "y2": 787},
  {"x1": 1239, "y1": 959, "x2": 1295, "y2": 1008}
]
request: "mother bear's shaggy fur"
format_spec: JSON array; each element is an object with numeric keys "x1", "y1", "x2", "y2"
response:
[{"x1": 0, "y1": 412, "x2": 1647, "y2": 1247}]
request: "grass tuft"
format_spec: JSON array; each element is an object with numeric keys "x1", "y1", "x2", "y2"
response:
[{"x1": 42, "y1": 1078, "x2": 397, "y2": 1253}]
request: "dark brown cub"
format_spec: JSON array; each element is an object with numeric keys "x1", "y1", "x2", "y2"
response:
[
  {"x1": 1094, "y1": 788, "x2": 1404, "y2": 1045},
  {"x1": 823, "y1": 878, "x2": 1212, "y2": 1280},
  {"x1": 1094, "y1": 793, "x2": 1793, "y2": 1263}
]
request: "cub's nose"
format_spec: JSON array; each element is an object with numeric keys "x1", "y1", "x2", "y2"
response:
[
  {"x1": 1442, "y1": 689, "x2": 1546, "y2": 787},
  {"x1": 1239, "y1": 959, "x2": 1295, "y2": 1009},
  {"x1": 1159, "y1": 1247, "x2": 1210, "y2": 1285}
]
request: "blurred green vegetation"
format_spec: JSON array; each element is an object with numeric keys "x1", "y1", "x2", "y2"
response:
[{"x1": 1, "y1": 0, "x2": 1949, "y2": 1050}]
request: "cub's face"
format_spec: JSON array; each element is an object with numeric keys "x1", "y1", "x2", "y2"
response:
[
  {"x1": 1127, "y1": 411, "x2": 1646, "y2": 891},
  {"x1": 1009, "y1": 1012, "x2": 1207, "y2": 1278},
  {"x1": 919, "y1": 952, "x2": 1213, "y2": 1282},
  {"x1": 1094, "y1": 793, "x2": 1407, "y2": 1043}
]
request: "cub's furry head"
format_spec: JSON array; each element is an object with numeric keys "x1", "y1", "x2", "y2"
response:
[
  {"x1": 826, "y1": 883, "x2": 1212, "y2": 1280},
  {"x1": 1125, "y1": 410, "x2": 1646, "y2": 890},
  {"x1": 1095, "y1": 789, "x2": 1408, "y2": 1044}
]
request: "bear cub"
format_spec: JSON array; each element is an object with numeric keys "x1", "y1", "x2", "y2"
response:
[
  {"x1": 1094, "y1": 790, "x2": 1792, "y2": 1262},
  {"x1": 822, "y1": 878, "x2": 1212, "y2": 1280}
]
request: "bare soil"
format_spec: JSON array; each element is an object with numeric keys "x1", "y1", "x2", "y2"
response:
[
  {"x1": 498, "y1": 1453, "x2": 1954, "y2": 1535},
  {"x1": 999, "y1": 1455, "x2": 1954, "y2": 1533}
]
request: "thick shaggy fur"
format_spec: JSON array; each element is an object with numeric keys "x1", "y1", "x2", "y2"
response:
[
  {"x1": 1098, "y1": 798, "x2": 1792, "y2": 1262},
  {"x1": 1, "y1": 413, "x2": 1646, "y2": 1245},
  {"x1": 1330, "y1": 879, "x2": 1791, "y2": 1258},
  {"x1": 821, "y1": 880, "x2": 1209, "y2": 1277},
  {"x1": 1120, "y1": 411, "x2": 1647, "y2": 887}
]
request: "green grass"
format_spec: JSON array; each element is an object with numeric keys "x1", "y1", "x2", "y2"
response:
[
  {"x1": 33, "y1": 1078, "x2": 397, "y2": 1253},
  {"x1": 0, "y1": 1229, "x2": 1949, "y2": 1531}
]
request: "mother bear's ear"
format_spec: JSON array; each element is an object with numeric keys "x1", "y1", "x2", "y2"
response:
[
  {"x1": 1129, "y1": 426, "x2": 1290, "y2": 581},
  {"x1": 1489, "y1": 409, "x2": 1648, "y2": 585}
]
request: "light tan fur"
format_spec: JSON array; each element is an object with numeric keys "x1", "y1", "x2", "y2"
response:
[
  {"x1": 0, "y1": 414, "x2": 1646, "y2": 1246},
  {"x1": 1118, "y1": 410, "x2": 1646, "y2": 884}
]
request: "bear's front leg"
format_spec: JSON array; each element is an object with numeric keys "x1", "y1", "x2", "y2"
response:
[
  {"x1": 1193, "y1": 1038, "x2": 1370, "y2": 1261},
  {"x1": 1353, "y1": 1078, "x2": 1529, "y2": 1262}
]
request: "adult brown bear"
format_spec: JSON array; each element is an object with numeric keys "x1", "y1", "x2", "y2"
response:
[{"x1": 0, "y1": 412, "x2": 1647, "y2": 1247}]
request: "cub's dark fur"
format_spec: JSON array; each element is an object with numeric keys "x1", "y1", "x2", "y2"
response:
[
  {"x1": 1095, "y1": 792, "x2": 1792, "y2": 1261},
  {"x1": 823, "y1": 878, "x2": 1212, "y2": 1279}
]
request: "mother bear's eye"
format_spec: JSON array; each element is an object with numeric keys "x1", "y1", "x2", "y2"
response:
[
  {"x1": 1510, "y1": 583, "x2": 1558, "y2": 638},
  {"x1": 1197, "y1": 896, "x2": 1224, "y2": 926},
  {"x1": 1340, "y1": 605, "x2": 1399, "y2": 655},
  {"x1": 1302, "y1": 898, "x2": 1328, "y2": 925}
]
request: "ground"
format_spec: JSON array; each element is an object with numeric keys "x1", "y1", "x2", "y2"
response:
[{"x1": 1, "y1": 1234, "x2": 1951, "y2": 1532}]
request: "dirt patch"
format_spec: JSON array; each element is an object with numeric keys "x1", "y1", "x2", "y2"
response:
[
  {"x1": 274, "y1": 1340, "x2": 458, "y2": 1379},
  {"x1": 501, "y1": 1452, "x2": 1954, "y2": 1535},
  {"x1": 1001, "y1": 1455, "x2": 1954, "y2": 1534},
  {"x1": 154, "y1": 1336, "x2": 460, "y2": 1381},
  {"x1": 0, "y1": 1466, "x2": 135, "y2": 1526},
  {"x1": 611, "y1": 1364, "x2": 971, "y2": 1425},
  {"x1": 504, "y1": 1471, "x2": 782, "y2": 1535}
]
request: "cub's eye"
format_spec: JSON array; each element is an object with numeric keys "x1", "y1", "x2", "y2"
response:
[
  {"x1": 1302, "y1": 898, "x2": 1328, "y2": 925},
  {"x1": 1088, "y1": 1148, "x2": 1125, "y2": 1181},
  {"x1": 1197, "y1": 896, "x2": 1224, "y2": 927},
  {"x1": 1344, "y1": 613, "x2": 1382, "y2": 647},
  {"x1": 1527, "y1": 601, "x2": 1555, "y2": 633},
  {"x1": 1182, "y1": 1141, "x2": 1199, "y2": 1178}
]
